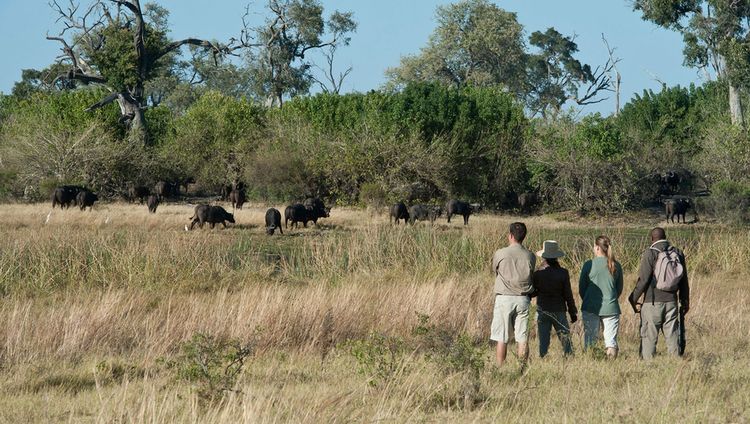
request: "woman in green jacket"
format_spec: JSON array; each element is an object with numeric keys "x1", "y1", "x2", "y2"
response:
[{"x1": 579, "y1": 235, "x2": 623, "y2": 358}]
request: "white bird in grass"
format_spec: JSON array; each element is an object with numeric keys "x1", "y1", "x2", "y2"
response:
[
  {"x1": 45, "y1": 211, "x2": 51, "y2": 224},
  {"x1": 104, "y1": 216, "x2": 111, "y2": 225},
  {"x1": 184, "y1": 224, "x2": 189, "y2": 232}
]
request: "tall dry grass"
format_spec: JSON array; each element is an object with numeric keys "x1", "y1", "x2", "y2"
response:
[{"x1": 0, "y1": 202, "x2": 748, "y2": 422}]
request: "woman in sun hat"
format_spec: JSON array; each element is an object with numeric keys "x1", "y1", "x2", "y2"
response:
[{"x1": 532, "y1": 240, "x2": 577, "y2": 357}]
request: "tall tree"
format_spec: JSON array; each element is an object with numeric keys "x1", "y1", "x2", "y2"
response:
[
  {"x1": 233, "y1": 0, "x2": 357, "y2": 107},
  {"x1": 632, "y1": 0, "x2": 750, "y2": 127},
  {"x1": 46, "y1": 0, "x2": 230, "y2": 143},
  {"x1": 386, "y1": 0, "x2": 613, "y2": 115},
  {"x1": 385, "y1": 0, "x2": 527, "y2": 93},
  {"x1": 525, "y1": 28, "x2": 616, "y2": 118}
]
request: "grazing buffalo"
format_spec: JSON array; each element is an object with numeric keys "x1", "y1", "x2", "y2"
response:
[
  {"x1": 189, "y1": 205, "x2": 235, "y2": 230},
  {"x1": 517, "y1": 192, "x2": 538, "y2": 214},
  {"x1": 390, "y1": 202, "x2": 410, "y2": 224},
  {"x1": 128, "y1": 185, "x2": 150, "y2": 204},
  {"x1": 446, "y1": 199, "x2": 479, "y2": 225},
  {"x1": 303, "y1": 197, "x2": 331, "y2": 225},
  {"x1": 285, "y1": 204, "x2": 313, "y2": 229},
  {"x1": 265, "y1": 208, "x2": 283, "y2": 235},
  {"x1": 409, "y1": 204, "x2": 441, "y2": 225},
  {"x1": 230, "y1": 188, "x2": 246, "y2": 210},
  {"x1": 220, "y1": 185, "x2": 232, "y2": 201},
  {"x1": 76, "y1": 190, "x2": 98, "y2": 211},
  {"x1": 147, "y1": 195, "x2": 159, "y2": 214},
  {"x1": 179, "y1": 177, "x2": 196, "y2": 194},
  {"x1": 665, "y1": 197, "x2": 691, "y2": 223},
  {"x1": 154, "y1": 181, "x2": 178, "y2": 199},
  {"x1": 51, "y1": 185, "x2": 83, "y2": 209}
]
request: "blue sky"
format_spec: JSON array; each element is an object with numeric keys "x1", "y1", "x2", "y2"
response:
[{"x1": 0, "y1": 0, "x2": 704, "y2": 115}]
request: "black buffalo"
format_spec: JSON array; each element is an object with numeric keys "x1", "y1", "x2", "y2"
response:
[
  {"x1": 665, "y1": 197, "x2": 691, "y2": 223},
  {"x1": 517, "y1": 192, "x2": 538, "y2": 214},
  {"x1": 189, "y1": 205, "x2": 235, "y2": 230},
  {"x1": 390, "y1": 202, "x2": 410, "y2": 224},
  {"x1": 76, "y1": 190, "x2": 98, "y2": 211},
  {"x1": 446, "y1": 199, "x2": 479, "y2": 225},
  {"x1": 154, "y1": 181, "x2": 178, "y2": 199},
  {"x1": 128, "y1": 185, "x2": 150, "y2": 204},
  {"x1": 265, "y1": 208, "x2": 283, "y2": 235},
  {"x1": 285, "y1": 204, "x2": 313, "y2": 229},
  {"x1": 303, "y1": 197, "x2": 331, "y2": 225},
  {"x1": 51, "y1": 185, "x2": 84, "y2": 209},
  {"x1": 147, "y1": 195, "x2": 159, "y2": 214},
  {"x1": 409, "y1": 204, "x2": 441, "y2": 225},
  {"x1": 230, "y1": 188, "x2": 246, "y2": 210},
  {"x1": 179, "y1": 177, "x2": 196, "y2": 194}
]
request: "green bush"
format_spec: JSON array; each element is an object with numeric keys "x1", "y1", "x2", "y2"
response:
[{"x1": 161, "y1": 333, "x2": 254, "y2": 401}]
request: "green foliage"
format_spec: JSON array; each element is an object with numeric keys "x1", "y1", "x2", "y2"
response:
[
  {"x1": 0, "y1": 89, "x2": 131, "y2": 196},
  {"x1": 86, "y1": 22, "x2": 170, "y2": 92},
  {"x1": 343, "y1": 332, "x2": 406, "y2": 388},
  {"x1": 163, "y1": 333, "x2": 253, "y2": 401},
  {"x1": 246, "y1": 0, "x2": 357, "y2": 105},
  {"x1": 166, "y1": 91, "x2": 265, "y2": 189},
  {"x1": 386, "y1": 1, "x2": 607, "y2": 114},
  {"x1": 526, "y1": 27, "x2": 596, "y2": 116},
  {"x1": 276, "y1": 83, "x2": 527, "y2": 205},
  {"x1": 386, "y1": 0, "x2": 526, "y2": 92},
  {"x1": 705, "y1": 180, "x2": 750, "y2": 222},
  {"x1": 413, "y1": 313, "x2": 485, "y2": 409}
]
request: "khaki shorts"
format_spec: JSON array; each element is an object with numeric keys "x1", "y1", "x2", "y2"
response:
[{"x1": 490, "y1": 295, "x2": 530, "y2": 343}]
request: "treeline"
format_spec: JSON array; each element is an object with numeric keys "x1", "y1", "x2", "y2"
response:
[{"x1": 0, "y1": 81, "x2": 748, "y2": 218}]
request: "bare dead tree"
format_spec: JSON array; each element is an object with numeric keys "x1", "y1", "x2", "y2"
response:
[
  {"x1": 46, "y1": 0, "x2": 233, "y2": 144},
  {"x1": 602, "y1": 34, "x2": 622, "y2": 116},
  {"x1": 311, "y1": 45, "x2": 353, "y2": 94}
]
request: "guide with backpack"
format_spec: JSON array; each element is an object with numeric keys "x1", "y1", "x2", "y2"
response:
[{"x1": 628, "y1": 227, "x2": 690, "y2": 360}]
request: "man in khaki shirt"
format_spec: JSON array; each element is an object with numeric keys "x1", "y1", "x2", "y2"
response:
[{"x1": 490, "y1": 222, "x2": 536, "y2": 366}]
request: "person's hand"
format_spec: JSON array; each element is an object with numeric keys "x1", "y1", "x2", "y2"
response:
[{"x1": 569, "y1": 313, "x2": 578, "y2": 324}]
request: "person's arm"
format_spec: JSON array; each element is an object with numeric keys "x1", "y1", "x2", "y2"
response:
[
  {"x1": 615, "y1": 263, "x2": 624, "y2": 298},
  {"x1": 563, "y1": 270, "x2": 577, "y2": 320},
  {"x1": 529, "y1": 272, "x2": 539, "y2": 298},
  {"x1": 678, "y1": 251, "x2": 690, "y2": 314},
  {"x1": 630, "y1": 250, "x2": 653, "y2": 303},
  {"x1": 579, "y1": 261, "x2": 591, "y2": 301}
]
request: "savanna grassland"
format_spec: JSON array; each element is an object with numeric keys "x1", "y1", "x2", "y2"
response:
[{"x1": 0, "y1": 202, "x2": 748, "y2": 423}]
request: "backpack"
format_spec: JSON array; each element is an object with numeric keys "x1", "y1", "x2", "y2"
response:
[{"x1": 650, "y1": 244, "x2": 684, "y2": 292}]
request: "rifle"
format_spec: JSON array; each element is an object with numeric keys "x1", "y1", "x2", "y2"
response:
[{"x1": 678, "y1": 304, "x2": 686, "y2": 356}]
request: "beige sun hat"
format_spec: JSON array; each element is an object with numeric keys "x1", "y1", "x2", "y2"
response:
[{"x1": 536, "y1": 240, "x2": 565, "y2": 259}]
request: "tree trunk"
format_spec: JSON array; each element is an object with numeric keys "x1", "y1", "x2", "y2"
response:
[
  {"x1": 116, "y1": 95, "x2": 148, "y2": 145},
  {"x1": 729, "y1": 83, "x2": 744, "y2": 128}
]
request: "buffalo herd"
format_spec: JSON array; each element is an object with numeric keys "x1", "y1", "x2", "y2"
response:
[{"x1": 49, "y1": 175, "x2": 698, "y2": 232}]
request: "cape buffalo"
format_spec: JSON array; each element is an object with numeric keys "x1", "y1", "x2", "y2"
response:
[
  {"x1": 285, "y1": 204, "x2": 312, "y2": 229},
  {"x1": 265, "y1": 208, "x2": 283, "y2": 235},
  {"x1": 390, "y1": 202, "x2": 410, "y2": 224},
  {"x1": 128, "y1": 185, "x2": 150, "y2": 204},
  {"x1": 147, "y1": 195, "x2": 159, "y2": 214},
  {"x1": 154, "y1": 181, "x2": 178, "y2": 199},
  {"x1": 189, "y1": 205, "x2": 235, "y2": 230},
  {"x1": 446, "y1": 199, "x2": 478, "y2": 225},
  {"x1": 409, "y1": 204, "x2": 441, "y2": 225},
  {"x1": 302, "y1": 198, "x2": 330, "y2": 225},
  {"x1": 665, "y1": 197, "x2": 691, "y2": 223},
  {"x1": 517, "y1": 192, "x2": 538, "y2": 214},
  {"x1": 230, "y1": 188, "x2": 246, "y2": 210},
  {"x1": 51, "y1": 185, "x2": 84, "y2": 209},
  {"x1": 76, "y1": 190, "x2": 98, "y2": 211}
]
